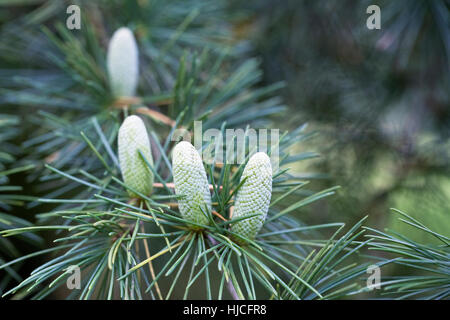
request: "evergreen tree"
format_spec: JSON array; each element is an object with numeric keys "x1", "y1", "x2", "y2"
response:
[{"x1": 0, "y1": 0, "x2": 448, "y2": 300}]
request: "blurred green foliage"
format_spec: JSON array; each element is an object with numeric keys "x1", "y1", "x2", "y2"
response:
[
  {"x1": 0, "y1": 0, "x2": 448, "y2": 299},
  {"x1": 230, "y1": 0, "x2": 449, "y2": 240}
]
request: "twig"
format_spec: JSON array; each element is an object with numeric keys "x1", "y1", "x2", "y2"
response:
[
  {"x1": 212, "y1": 211, "x2": 227, "y2": 222},
  {"x1": 112, "y1": 96, "x2": 142, "y2": 107},
  {"x1": 136, "y1": 107, "x2": 176, "y2": 127}
]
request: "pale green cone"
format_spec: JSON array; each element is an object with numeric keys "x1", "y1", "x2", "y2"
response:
[
  {"x1": 172, "y1": 141, "x2": 212, "y2": 229},
  {"x1": 107, "y1": 27, "x2": 139, "y2": 98},
  {"x1": 118, "y1": 115, "x2": 153, "y2": 198},
  {"x1": 231, "y1": 152, "x2": 272, "y2": 242}
]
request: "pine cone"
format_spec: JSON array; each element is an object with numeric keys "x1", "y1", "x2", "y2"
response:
[
  {"x1": 107, "y1": 27, "x2": 139, "y2": 98},
  {"x1": 231, "y1": 152, "x2": 272, "y2": 243},
  {"x1": 118, "y1": 115, "x2": 153, "y2": 198},
  {"x1": 172, "y1": 141, "x2": 212, "y2": 229}
]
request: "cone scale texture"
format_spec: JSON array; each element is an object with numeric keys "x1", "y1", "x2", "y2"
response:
[
  {"x1": 231, "y1": 152, "x2": 272, "y2": 242},
  {"x1": 172, "y1": 141, "x2": 212, "y2": 229},
  {"x1": 118, "y1": 115, "x2": 153, "y2": 198}
]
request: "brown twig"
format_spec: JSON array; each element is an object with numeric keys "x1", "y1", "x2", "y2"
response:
[
  {"x1": 212, "y1": 211, "x2": 227, "y2": 222},
  {"x1": 136, "y1": 107, "x2": 176, "y2": 127},
  {"x1": 229, "y1": 206, "x2": 234, "y2": 220},
  {"x1": 112, "y1": 96, "x2": 142, "y2": 108}
]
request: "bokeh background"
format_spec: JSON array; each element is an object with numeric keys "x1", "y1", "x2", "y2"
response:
[
  {"x1": 0, "y1": 0, "x2": 449, "y2": 298},
  {"x1": 229, "y1": 0, "x2": 449, "y2": 240}
]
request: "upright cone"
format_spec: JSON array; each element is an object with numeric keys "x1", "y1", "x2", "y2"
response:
[
  {"x1": 231, "y1": 152, "x2": 272, "y2": 243},
  {"x1": 118, "y1": 115, "x2": 153, "y2": 198},
  {"x1": 172, "y1": 141, "x2": 211, "y2": 229},
  {"x1": 107, "y1": 27, "x2": 139, "y2": 98}
]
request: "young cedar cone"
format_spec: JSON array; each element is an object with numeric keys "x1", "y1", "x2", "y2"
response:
[
  {"x1": 231, "y1": 152, "x2": 272, "y2": 243},
  {"x1": 118, "y1": 115, "x2": 154, "y2": 198},
  {"x1": 172, "y1": 141, "x2": 212, "y2": 229},
  {"x1": 107, "y1": 27, "x2": 139, "y2": 98}
]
